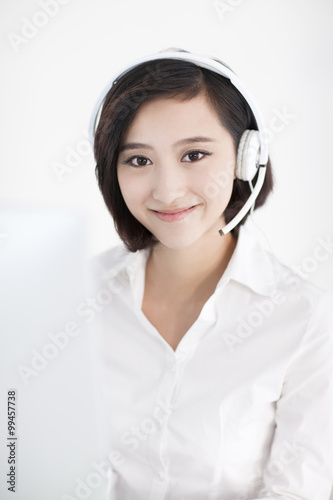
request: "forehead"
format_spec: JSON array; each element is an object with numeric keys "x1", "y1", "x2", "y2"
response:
[{"x1": 121, "y1": 93, "x2": 225, "y2": 141}]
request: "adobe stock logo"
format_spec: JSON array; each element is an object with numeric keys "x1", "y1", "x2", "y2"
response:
[
  {"x1": 212, "y1": 0, "x2": 245, "y2": 22},
  {"x1": 17, "y1": 265, "x2": 128, "y2": 386},
  {"x1": 52, "y1": 130, "x2": 93, "y2": 183},
  {"x1": 7, "y1": 0, "x2": 72, "y2": 53}
]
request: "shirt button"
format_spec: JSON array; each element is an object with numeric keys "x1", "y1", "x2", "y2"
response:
[
  {"x1": 169, "y1": 362, "x2": 177, "y2": 372},
  {"x1": 176, "y1": 351, "x2": 186, "y2": 362},
  {"x1": 157, "y1": 470, "x2": 168, "y2": 481}
]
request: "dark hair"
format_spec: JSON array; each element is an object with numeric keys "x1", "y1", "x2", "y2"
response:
[{"x1": 94, "y1": 58, "x2": 274, "y2": 252}]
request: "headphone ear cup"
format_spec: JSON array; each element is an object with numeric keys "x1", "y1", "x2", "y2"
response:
[{"x1": 236, "y1": 130, "x2": 261, "y2": 181}]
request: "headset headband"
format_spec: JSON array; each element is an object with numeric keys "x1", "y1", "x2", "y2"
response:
[{"x1": 89, "y1": 49, "x2": 268, "y2": 167}]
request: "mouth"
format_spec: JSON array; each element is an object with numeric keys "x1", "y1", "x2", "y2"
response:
[{"x1": 150, "y1": 205, "x2": 198, "y2": 222}]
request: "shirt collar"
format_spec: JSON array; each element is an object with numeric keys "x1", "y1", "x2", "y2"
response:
[
  {"x1": 100, "y1": 224, "x2": 278, "y2": 299},
  {"x1": 218, "y1": 224, "x2": 278, "y2": 297}
]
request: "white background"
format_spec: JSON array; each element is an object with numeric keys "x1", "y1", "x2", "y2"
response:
[
  {"x1": 1, "y1": 0, "x2": 333, "y2": 292},
  {"x1": 1, "y1": 1, "x2": 333, "y2": 499}
]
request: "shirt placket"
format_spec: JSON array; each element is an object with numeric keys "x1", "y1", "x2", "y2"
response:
[
  {"x1": 146, "y1": 304, "x2": 219, "y2": 500},
  {"x1": 147, "y1": 342, "x2": 198, "y2": 500},
  {"x1": 127, "y1": 258, "x2": 223, "y2": 499}
]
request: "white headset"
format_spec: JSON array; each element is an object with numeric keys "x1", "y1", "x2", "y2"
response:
[{"x1": 89, "y1": 48, "x2": 268, "y2": 236}]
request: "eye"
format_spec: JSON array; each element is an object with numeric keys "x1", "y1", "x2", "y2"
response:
[
  {"x1": 182, "y1": 150, "x2": 213, "y2": 162},
  {"x1": 123, "y1": 155, "x2": 152, "y2": 167}
]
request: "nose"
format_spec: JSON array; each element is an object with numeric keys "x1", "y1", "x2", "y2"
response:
[{"x1": 151, "y1": 162, "x2": 187, "y2": 205}]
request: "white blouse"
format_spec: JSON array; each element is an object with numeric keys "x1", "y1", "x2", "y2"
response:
[{"x1": 88, "y1": 224, "x2": 333, "y2": 500}]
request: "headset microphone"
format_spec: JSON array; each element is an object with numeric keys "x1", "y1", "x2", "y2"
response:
[{"x1": 89, "y1": 49, "x2": 268, "y2": 236}]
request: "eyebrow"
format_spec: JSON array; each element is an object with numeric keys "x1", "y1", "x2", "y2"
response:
[{"x1": 119, "y1": 136, "x2": 218, "y2": 153}]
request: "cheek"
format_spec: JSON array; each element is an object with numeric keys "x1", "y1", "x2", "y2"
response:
[
  {"x1": 117, "y1": 170, "x2": 132, "y2": 206},
  {"x1": 199, "y1": 163, "x2": 235, "y2": 207},
  {"x1": 117, "y1": 169, "x2": 146, "y2": 210}
]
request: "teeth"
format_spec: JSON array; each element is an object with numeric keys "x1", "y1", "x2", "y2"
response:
[{"x1": 159, "y1": 207, "x2": 192, "y2": 214}]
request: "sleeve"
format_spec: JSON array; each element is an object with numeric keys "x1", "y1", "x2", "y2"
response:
[{"x1": 252, "y1": 292, "x2": 333, "y2": 500}]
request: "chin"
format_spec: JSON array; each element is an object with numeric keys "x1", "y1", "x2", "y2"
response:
[{"x1": 152, "y1": 229, "x2": 207, "y2": 251}]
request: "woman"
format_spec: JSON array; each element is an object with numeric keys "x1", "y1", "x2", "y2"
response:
[{"x1": 89, "y1": 49, "x2": 333, "y2": 499}]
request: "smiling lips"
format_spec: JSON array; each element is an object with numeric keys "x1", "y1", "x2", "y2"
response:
[{"x1": 151, "y1": 205, "x2": 197, "y2": 222}]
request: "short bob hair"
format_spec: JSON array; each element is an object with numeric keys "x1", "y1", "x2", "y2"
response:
[{"x1": 94, "y1": 57, "x2": 274, "y2": 252}]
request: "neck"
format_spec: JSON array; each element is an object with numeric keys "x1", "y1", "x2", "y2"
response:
[{"x1": 145, "y1": 226, "x2": 238, "y2": 300}]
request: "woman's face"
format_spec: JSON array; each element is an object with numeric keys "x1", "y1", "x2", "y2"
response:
[{"x1": 117, "y1": 93, "x2": 237, "y2": 250}]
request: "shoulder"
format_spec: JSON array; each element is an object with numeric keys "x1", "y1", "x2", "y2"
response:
[
  {"x1": 269, "y1": 245, "x2": 331, "y2": 300},
  {"x1": 230, "y1": 225, "x2": 332, "y2": 317},
  {"x1": 89, "y1": 243, "x2": 131, "y2": 274},
  {"x1": 262, "y1": 243, "x2": 333, "y2": 336},
  {"x1": 86, "y1": 243, "x2": 135, "y2": 293}
]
